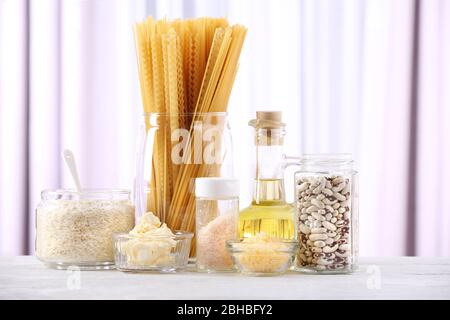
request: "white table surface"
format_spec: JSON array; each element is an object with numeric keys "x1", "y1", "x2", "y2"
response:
[{"x1": 0, "y1": 256, "x2": 449, "y2": 300}]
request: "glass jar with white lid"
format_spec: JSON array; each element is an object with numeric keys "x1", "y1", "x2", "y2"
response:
[{"x1": 195, "y1": 177, "x2": 239, "y2": 272}]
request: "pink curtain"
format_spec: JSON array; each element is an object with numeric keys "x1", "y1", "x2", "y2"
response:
[{"x1": 0, "y1": 0, "x2": 449, "y2": 257}]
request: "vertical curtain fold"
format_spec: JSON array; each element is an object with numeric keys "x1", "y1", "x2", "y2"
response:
[
  {"x1": 29, "y1": 0, "x2": 61, "y2": 253},
  {"x1": 406, "y1": 0, "x2": 421, "y2": 256},
  {"x1": 416, "y1": 0, "x2": 450, "y2": 256},
  {"x1": 0, "y1": 0, "x2": 29, "y2": 255}
]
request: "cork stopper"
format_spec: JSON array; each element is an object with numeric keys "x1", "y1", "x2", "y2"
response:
[
  {"x1": 256, "y1": 111, "x2": 282, "y2": 123},
  {"x1": 249, "y1": 111, "x2": 285, "y2": 129},
  {"x1": 249, "y1": 111, "x2": 285, "y2": 146}
]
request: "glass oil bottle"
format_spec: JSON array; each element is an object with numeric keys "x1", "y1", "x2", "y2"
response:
[{"x1": 239, "y1": 111, "x2": 297, "y2": 240}]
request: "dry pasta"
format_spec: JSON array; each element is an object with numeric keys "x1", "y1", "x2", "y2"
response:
[{"x1": 134, "y1": 17, "x2": 246, "y2": 254}]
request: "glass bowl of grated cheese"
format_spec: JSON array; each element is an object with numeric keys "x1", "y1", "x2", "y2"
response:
[
  {"x1": 113, "y1": 212, "x2": 193, "y2": 272},
  {"x1": 227, "y1": 233, "x2": 299, "y2": 276}
]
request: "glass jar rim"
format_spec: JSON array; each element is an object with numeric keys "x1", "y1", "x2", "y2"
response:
[
  {"x1": 41, "y1": 188, "x2": 131, "y2": 198},
  {"x1": 142, "y1": 111, "x2": 228, "y2": 117},
  {"x1": 299, "y1": 153, "x2": 354, "y2": 165},
  {"x1": 113, "y1": 230, "x2": 193, "y2": 240}
]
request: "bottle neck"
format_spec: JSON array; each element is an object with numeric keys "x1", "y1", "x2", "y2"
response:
[
  {"x1": 253, "y1": 128, "x2": 286, "y2": 204},
  {"x1": 256, "y1": 144, "x2": 284, "y2": 180},
  {"x1": 253, "y1": 178, "x2": 285, "y2": 205}
]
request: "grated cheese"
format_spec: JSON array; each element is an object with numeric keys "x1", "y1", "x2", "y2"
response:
[{"x1": 234, "y1": 233, "x2": 292, "y2": 273}]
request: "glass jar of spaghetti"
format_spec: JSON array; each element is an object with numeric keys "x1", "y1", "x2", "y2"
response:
[{"x1": 134, "y1": 113, "x2": 234, "y2": 256}]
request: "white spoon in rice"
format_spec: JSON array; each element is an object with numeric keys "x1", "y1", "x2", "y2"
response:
[{"x1": 62, "y1": 149, "x2": 82, "y2": 192}]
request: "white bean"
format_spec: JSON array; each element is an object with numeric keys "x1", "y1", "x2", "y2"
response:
[
  {"x1": 317, "y1": 258, "x2": 333, "y2": 266},
  {"x1": 334, "y1": 192, "x2": 346, "y2": 201},
  {"x1": 311, "y1": 220, "x2": 322, "y2": 228},
  {"x1": 332, "y1": 182, "x2": 346, "y2": 192},
  {"x1": 311, "y1": 198, "x2": 325, "y2": 209},
  {"x1": 309, "y1": 233, "x2": 328, "y2": 241},
  {"x1": 323, "y1": 244, "x2": 338, "y2": 253},
  {"x1": 335, "y1": 250, "x2": 350, "y2": 258},
  {"x1": 299, "y1": 224, "x2": 311, "y2": 234},
  {"x1": 322, "y1": 221, "x2": 337, "y2": 231},
  {"x1": 314, "y1": 241, "x2": 326, "y2": 248},
  {"x1": 310, "y1": 227, "x2": 327, "y2": 234},
  {"x1": 312, "y1": 186, "x2": 323, "y2": 194},
  {"x1": 306, "y1": 205, "x2": 318, "y2": 213},
  {"x1": 297, "y1": 182, "x2": 309, "y2": 192},
  {"x1": 311, "y1": 212, "x2": 325, "y2": 221}
]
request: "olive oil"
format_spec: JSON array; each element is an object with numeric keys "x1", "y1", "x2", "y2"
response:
[
  {"x1": 239, "y1": 200, "x2": 296, "y2": 239},
  {"x1": 239, "y1": 112, "x2": 298, "y2": 240},
  {"x1": 239, "y1": 177, "x2": 297, "y2": 240}
]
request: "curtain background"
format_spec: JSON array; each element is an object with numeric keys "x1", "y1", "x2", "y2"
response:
[{"x1": 0, "y1": 0, "x2": 449, "y2": 256}]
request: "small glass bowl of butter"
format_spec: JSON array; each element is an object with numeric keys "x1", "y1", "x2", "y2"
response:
[
  {"x1": 113, "y1": 211, "x2": 192, "y2": 272},
  {"x1": 227, "y1": 233, "x2": 299, "y2": 276},
  {"x1": 113, "y1": 231, "x2": 193, "y2": 272}
]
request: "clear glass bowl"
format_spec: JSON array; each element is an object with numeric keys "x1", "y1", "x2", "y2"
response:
[
  {"x1": 226, "y1": 239, "x2": 299, "y2": 276},
  {"x1": 113, "y1": 231, "x2": 193, "y2": 273}
]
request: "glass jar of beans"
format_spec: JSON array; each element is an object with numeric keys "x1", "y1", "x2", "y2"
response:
[{"x1": 294, "y1": 154, "x2": 359, "y2": 274}]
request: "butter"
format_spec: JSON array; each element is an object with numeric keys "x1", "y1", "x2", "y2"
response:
[
  {"x1": 123, "y1": 212, "x2": 177, "y2": 266},
  {"x1": 129, "y1": 212, "x2": 163, "y2": 235}
]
